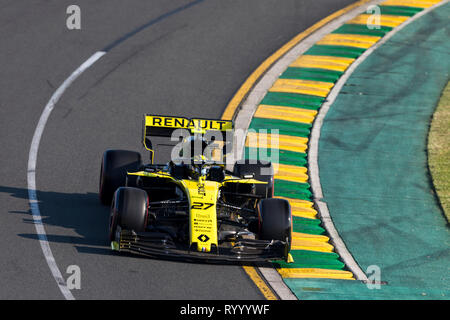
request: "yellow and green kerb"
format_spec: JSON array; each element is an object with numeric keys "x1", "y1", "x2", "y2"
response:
[{"x1": 244, "y1": 0, "x2": 443, "y2": 282}]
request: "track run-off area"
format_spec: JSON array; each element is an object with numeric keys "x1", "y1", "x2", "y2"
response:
[{"x1": 0, "y1": 0, "x2": 448, "y2": 300}]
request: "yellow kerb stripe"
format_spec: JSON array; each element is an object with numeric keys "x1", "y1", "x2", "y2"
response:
[
  {"x1": 275, "y1": 196, "x2": 318, "y2": 218},
  {"x1": 316, "y1": 33, "x2": 381, "y2": 49},
  {"x1": 277, "y1": 197, "x2": 314, "y2": 208},
  {"x1": 278, "y1": 268, "x2": 355, "y2": 280},
  {"x1": 245, "y1": 132, "x2": 308, "y2": 153},
  {"x1": 275, "y1": 164, "x2": 308, "y2": 183},
  {"x1": 346, "y1": 14, "x2": 409, "y2": 28},
  {"x1": 291, "y1": 207, "x2": 318, "y2": 219},
  {"x1": 292, "y1": 232, "x2": 330, "y2": 243},
  {"x1": 290, "y1": 55, "x2": 355, "y2": 72},
  {"x1": 269, "y1": 79, "x2": 334, "y2": 98},
  {"x1": 254, "y1": 105, "x2": 317, "y2": 124},
  {"x1": 381, "y1": 0, "x2": 442, "y2": 8},
  {"x1": 291, "y1": 238, "x2": 334, "y2": 252}
]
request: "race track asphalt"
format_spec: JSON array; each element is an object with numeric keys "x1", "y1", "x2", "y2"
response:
[{"x1": 0, "y1": 0, "x2": 357, "y2": 299}]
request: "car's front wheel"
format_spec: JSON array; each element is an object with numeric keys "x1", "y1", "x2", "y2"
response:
[
  {"x1": 258, "y1": 198, "x2": 292, "y2": 256},
  {"x1": 109, "y1": 187, "x2": 148, "y2": 242}
]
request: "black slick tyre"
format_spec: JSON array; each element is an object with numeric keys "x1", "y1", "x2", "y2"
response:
[
  {"x1": 109, "y1": 187, "x2": 148, "y2": 241},
  {"x1": 258, "y1": 198, "x2": 292, "y2": 254}
]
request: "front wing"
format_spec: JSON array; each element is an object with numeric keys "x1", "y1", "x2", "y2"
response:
[{"x1": 112, "y1": 230, "x2": 289, "y2": 263}]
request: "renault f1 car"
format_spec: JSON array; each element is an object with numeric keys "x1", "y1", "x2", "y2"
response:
[{"x1": 99, "y1": 115, "x2": 292, "y2": 262}]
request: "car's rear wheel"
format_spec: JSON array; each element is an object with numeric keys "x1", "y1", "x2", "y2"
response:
[
  {"x1": 233, "y1": 160, "x2": 274, "y2": 198},
  {"x1": 109, "y1": 187, "x2": 148, "y2": 241},
  {"x1": 258, "y1": 198, "x2": 292, "y2": 255},
  {"x1": 99, "y1": 150, "x2": 142, "y2": 205}
]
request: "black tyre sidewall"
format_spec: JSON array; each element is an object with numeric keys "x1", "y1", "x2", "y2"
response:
[
  {"x1": 114, "y1": 187, "x2": 148, "y2": 233},
  {"x1": 258, "y1": 198, "x2": 292, "y2": 252},
  {"x1": 109, "y1": 189, "x2": 121, "y2": 242}
]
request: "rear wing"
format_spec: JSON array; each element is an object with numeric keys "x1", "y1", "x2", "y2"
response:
[
  {"x1": 143, "y1": 115, "x2": 233, "y2": 137},
  {"x1": 142, "y1": 114, "x2": 234, "y2": 163}
]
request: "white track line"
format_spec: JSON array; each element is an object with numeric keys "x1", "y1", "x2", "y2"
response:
[{"x1": 27, "y1": 51, "x2": 105, "y2": 300}]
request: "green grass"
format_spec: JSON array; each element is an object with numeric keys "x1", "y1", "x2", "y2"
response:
[{"x1": 428, "y1": 81, "x2": 450, "y2": 222}]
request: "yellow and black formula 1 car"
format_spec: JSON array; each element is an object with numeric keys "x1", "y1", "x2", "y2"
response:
[{"x1": 99, "y1": 115, "x2": 292, "y2": 262}]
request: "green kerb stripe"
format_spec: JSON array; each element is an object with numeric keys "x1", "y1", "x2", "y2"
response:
[
  {"x1": 379, "y1": 5, "x2": 423, "y2": 16},
  {"x1": 260, "y1": 92, "x2": 324, "y2": 110},
  {"x1": 292, "y1": 218, "x2": 325, "y2": 235},
  {"x1": 305, "y1": 45, "x2": 366, "y2": 59},
  {"x1": 274, "y1": 179, "x2": 312, "y2": 200},
  {"x1": 294, "y1": 216, "x2": 321, "y2": 226},
  {"x1": 333, "y1": 24, "x2": 393, "y2": 37},
  {"x1": 280, "y1": 67, "x2": 342, "y2": 83},
  {"x1": 249, "y1": 117, "x2": 311, "y2": 138},
  {"x1": 288, "y1": 249, "x2": 340, "y2": 259},
  {"x1": 245, "y1": 147, "x2": 308, "y2": 167}
]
